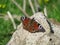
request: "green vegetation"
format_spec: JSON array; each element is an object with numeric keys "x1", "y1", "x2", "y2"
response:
[
  {"x1": 38, "y1": 0, "x2": 60, "y2": 22},
  {"x1": 0, "y1": 18, "x2": 15, "y2": 45},
  {"x1": 0, "y1": 0, "x2": 33, "y2": 15},
  {"x1": 47, "y1": 0, "x2": 60, "y2": 22},
  {"x1": 0, "y1": 0, "x2": 60, "y2": 45}
]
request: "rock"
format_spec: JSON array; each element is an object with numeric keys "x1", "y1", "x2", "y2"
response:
[
  {"x1": 7, "y1": 12, "x2": 60, "y2": 45},
  {"x1": 7, "y1": 24, "x2": 50, "y2": 45},
  {"x1": 48, "y1": 24, "x2": 60, "y2": 45}
]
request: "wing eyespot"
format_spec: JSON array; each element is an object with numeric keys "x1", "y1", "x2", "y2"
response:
[
  {"x1": 21, "y1": 16, "x2": 26, "y2": 21},
  {"x1": 39, "y1": 25, "x2": 42, "y2": 29}
]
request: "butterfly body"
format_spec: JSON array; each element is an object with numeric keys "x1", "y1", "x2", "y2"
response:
[{"x1": 21, "y1": 16, "x2": 45, "y2": 33}]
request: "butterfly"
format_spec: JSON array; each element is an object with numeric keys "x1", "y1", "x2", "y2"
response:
[{"x1": 21, "y1": 16, "x2": 45, "y2": 33}]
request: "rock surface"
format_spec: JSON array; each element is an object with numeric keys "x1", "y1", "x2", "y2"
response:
[{"x1": 7, "y1": 12, "x2": 60, "y2": 45}]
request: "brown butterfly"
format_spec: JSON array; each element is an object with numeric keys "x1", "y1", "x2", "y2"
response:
[{"x1": 21, "y1": 16, "x2": 45, "y2": 33}]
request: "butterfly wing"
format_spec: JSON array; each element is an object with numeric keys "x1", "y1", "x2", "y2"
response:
[
  {"x1": 31, "y1": 19, "x2": 45, "y2": 32},
  {"x1": 21, "y1": 16, "x2": 32, "y2": 32},
  {"x1": 38, "y1": 24, "x2": 45, "y2": 32},
  {"x1": 21, "y1": 16, "x2": 45, "y2": 33}
]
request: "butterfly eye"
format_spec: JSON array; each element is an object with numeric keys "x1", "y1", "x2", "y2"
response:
[
  {"x1": 38, "y1": 25, "x2": 42, "y2": 29},
  {"x1": 21, "y1": 16, "x2": 26, "y2": 21}
]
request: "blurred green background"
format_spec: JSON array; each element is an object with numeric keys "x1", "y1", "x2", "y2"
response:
[{"x1": 0, "y1": 0, "x2": 60, "y2": 45}]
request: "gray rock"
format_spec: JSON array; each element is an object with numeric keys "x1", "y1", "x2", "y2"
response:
[{"x1": 7, "y1": 12, "x2": 60, "y2": 45}]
